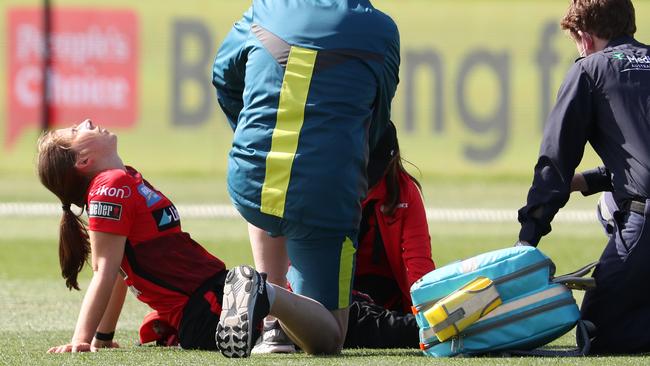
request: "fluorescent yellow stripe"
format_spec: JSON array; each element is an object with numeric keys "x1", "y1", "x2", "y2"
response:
[
  {"x1": 260, "y1": 46, "x2": 317, "y2": 217},
  {"x1": 338, "y1": 236, "x2": 356, "y2": 309}
]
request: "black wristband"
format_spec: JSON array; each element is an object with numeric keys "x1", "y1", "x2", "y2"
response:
[
  {"x1": 581, "y1": 166, "x2": 612, "y2": 196},
  {"x1": 94, "y1": 331, "x2": 115, "y2": 341}
]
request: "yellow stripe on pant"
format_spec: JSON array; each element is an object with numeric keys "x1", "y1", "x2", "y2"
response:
[
  {"x1": 260, "y1": 46, "x2": 317, "y2": 217},
  {"x1": 338, "y1": 236, "x2": 356, "y2": 309}
]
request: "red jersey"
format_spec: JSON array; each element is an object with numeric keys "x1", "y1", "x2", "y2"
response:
[
  {"x1": 355, "y1": 170, "x2": 435, "y2": 312},
  {"x1": 86, "y1": 166, "x2": 225, "y2": 329}
]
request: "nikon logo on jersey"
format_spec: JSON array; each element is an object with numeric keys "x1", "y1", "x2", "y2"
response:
[
  {"x1": 152, "y1": 204, "x2": 180, "y2": 231},
  {"x1": 88, "y1": 201, "x2": 122, "y2": 220}
]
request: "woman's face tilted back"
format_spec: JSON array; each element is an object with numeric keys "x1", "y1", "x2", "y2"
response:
[
  {"x1": 54, "y1": 119, "x2": 118, "y2": 168},
  {"x1": 38, "y1": 119, "x2": 118, "y2": 206}
]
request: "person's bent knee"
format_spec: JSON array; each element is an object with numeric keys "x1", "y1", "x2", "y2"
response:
[
  {"x1": 302, "y1": 331, "x2": 344, "y2": 355},
  {"x1": 303, "y1": 309, "x2": 347, "y2": 355}
]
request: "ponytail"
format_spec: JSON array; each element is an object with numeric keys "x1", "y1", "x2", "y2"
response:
[
  {"x1": 37, "y1": 132, "x2": 92, "y2": 290},
  {"x1": 59, "y1": 207, "x2": 90, "y2": 290}
]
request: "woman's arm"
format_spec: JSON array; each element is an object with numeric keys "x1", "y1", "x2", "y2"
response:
[
  {"x1": 47, "y1": 231, "x2": 126, "y2": 353},
  {"x1": 91, "y1": 275, "x2": 127, "y2": 349}
]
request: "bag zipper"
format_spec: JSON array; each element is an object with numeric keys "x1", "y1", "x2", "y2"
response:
[{"x1": 414, "y1": 258, "x2": 552, "y2": 314}]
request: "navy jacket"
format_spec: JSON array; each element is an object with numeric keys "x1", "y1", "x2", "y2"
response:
[{"x1": 519, "y1": 36, "x2": 650, "y2": 246}]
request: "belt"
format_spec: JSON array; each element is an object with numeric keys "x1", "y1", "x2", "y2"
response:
[{"x1": 620, "y1": 199, "x2": 646, "y2": 215}]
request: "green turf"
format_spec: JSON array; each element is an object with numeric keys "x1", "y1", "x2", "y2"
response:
[
  {"x1": 2, "y1": 216, "x2": 641, "y2": 365},
  {"x1": 2, "y1": 0, "x2": 649, "y2": 363}
]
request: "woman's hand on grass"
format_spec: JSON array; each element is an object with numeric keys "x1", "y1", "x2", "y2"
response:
[{"x1": 46, "y1": 341, "x2": 94, "y2": 353}]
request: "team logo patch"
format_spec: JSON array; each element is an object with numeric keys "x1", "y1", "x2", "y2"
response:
[
  {"x1": 617, "y1": 53, "x2": 650, "y2": 72},
  {"x1": 137, "y1": 183, "x2": 162, "y2": 207},
  {"x1": 152, "y1": 205, "x2": 180, "y2": 231},
  {"x1": 88, "y1": 201, "x2": 122, "y2": 220}
]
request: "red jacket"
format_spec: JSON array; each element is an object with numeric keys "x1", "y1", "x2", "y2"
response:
[{"x1": 356, "y1": 170, "x2": 435, "y2": 312}]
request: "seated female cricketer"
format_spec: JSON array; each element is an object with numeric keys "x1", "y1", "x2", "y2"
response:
[
  {"x1": 39, "y1": 119, "x2": 430, "y2": 354},
  {"x1": 39, "y1": 119, "x2": 350, "y2": 353},
  {"x1": 40, "y1": 119, "x2": 233, "y2": 352},
  {"x1": 246, "y1": 121, "x2": 436, "y2": 352}
]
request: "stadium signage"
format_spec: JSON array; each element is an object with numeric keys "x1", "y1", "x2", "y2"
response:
[
  {"x1": 6, "y1": 8, "x2": 138, "y2": 148},
  {"x1": 169, "y1": 19, "x2": 574, "y2": 163}
]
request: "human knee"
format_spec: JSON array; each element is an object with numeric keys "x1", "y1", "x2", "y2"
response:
[{"x1": 302, "y1": 329, "x2": 344, "y2": 355}]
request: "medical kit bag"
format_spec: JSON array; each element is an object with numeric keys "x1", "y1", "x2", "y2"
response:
[{"x1": 410, "y1": 246, "x2": 593, "y2": 357}]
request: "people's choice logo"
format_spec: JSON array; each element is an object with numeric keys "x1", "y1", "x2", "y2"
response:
[{"x1": 6, "y1": 8, "x2": 139, "y2": 149}]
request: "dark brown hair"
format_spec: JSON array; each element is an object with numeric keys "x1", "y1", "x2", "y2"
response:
[
  {"x1": 382, "y1": 140, "x2": 421, "y2": 217},
  {"x1": 37, "y1": 132, "x2": 91, "y2": 290},
  {"x1": 560, "y1": 0, "x2": 636, "y2": 40}
]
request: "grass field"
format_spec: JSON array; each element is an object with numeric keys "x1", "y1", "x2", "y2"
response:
[
  {"x1": 3, "y1": 0, "x2": 650, "y2": 363},
  {"x1": 2, "y1": 200, "x2": 645, "y2": 366},
  {"x1": 0, "y1": 171, "x2": 625, "y2": 366}
]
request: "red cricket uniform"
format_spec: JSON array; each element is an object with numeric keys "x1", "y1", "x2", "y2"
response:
[
  {"x1": 355, "y1": 170, "x2": 435, "y2": 313},
  {"x1": 86, "y1": 166, "x2": 225, "y2": 332}
]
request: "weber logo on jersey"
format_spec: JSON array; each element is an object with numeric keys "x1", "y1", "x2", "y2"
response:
[
  {"x1": 152, "y1": 204, "x2": 180, "y2": 231},
  {"x1": 88, "y1": 201, "x2": 122, "y2": 220}
]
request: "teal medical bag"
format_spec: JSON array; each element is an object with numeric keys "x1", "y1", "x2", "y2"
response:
[{"x1": 411, "y1": 246, "x2": 594, "y2": 357}]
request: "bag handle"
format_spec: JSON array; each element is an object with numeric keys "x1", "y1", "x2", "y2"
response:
[{"x1": 551, "y1": 261, "x2": 598, "y2": 290}]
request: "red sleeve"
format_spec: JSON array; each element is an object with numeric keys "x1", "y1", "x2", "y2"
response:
[
  {"x1": 87, "y1": 171, "x2": 136, "y2": 236},
  {"x1": 400, "y1": 179, "x2": 435, "y2": 286}
]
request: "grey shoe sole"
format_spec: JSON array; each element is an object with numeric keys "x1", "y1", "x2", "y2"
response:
[{"x1": 216, "y1": 265, "x2": 260, "y2": 358}]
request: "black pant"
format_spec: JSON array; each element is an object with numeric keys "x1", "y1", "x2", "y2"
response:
[
  {"x1": 178, "y1": 271, "x2": 226, "y2": 350},
  {"x1": 581, "y1": 205, "x2": 650, "y2": 354},
  {"x1": 345, "y1": 300, "x2": 419, "y2": 349}
]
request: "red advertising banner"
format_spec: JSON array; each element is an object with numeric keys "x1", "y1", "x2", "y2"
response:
[{"x1": 6, "y1": 8, "x2": 138, "y2": 149}]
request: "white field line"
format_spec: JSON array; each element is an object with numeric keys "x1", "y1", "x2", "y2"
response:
[{"x1": 0, "y1": 202, "x2": 597, "y2": 223}]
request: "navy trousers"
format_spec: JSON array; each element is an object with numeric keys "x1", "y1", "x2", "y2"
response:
[{"x1": 581, "y1": 195, "x2": 650, "y2": 354}]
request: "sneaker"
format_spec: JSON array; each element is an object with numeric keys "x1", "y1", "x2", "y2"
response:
[
  {"x1": 216, "y1": 265, "x2": 270, "y2": 358},
  {"x1": 251, "y1": 319, "x2": 297, "y2": 354}
]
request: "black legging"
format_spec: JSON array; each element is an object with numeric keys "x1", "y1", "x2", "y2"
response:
[{"x1": 345, "y1": 300, "x2": 419, "y2": 349}]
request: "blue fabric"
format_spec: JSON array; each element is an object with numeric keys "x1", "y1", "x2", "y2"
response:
[
  {"x1": 233, "y1": 201, "x2": 358, "y2": 310},
  {"x1": 213, "y1": 0, "x2": 400, "y2": 231},
  {"x1": 411, "y1": 246, "x2": 552, "y2": 316}
]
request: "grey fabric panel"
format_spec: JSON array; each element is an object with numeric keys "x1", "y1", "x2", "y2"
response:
[
  {"x1": 251, "y1": 23, "x2": 384, "y2": 72},
  {"x1": 251, "y1": 24, "x2": 290, "y2": 66}
]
